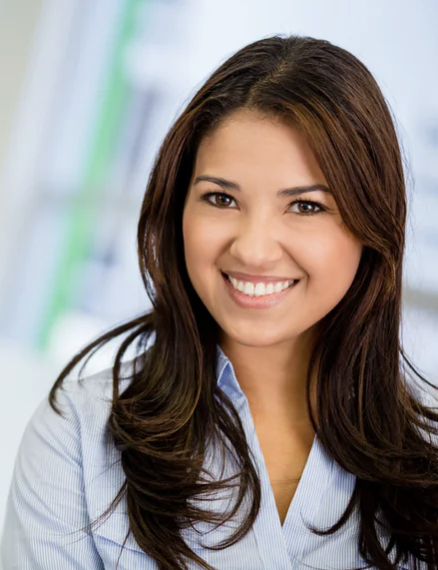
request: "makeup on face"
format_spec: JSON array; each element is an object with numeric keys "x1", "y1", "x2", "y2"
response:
[{"x1": 182, "y1": 109, "x2": 363, "y2": 345}]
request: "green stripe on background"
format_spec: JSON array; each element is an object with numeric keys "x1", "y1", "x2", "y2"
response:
[{"x1": 37, "y1": 0, "x2": 145, "y2": 351}]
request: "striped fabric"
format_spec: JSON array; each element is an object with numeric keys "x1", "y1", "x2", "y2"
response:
[{"x1": 0, "y1": 344, "x2": 426, "y2": 569}]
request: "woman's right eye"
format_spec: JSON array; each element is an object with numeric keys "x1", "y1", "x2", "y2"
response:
[{"x1": 201, "y1": 192, "x2": 236, "y2": 208}]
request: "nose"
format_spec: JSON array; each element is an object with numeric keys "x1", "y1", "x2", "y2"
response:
[{"x1": 228, "y1": 216, "x2": 283, "y2": 268}]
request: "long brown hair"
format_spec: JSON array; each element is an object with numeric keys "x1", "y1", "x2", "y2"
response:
[{"x1": 49, "y1": 35, "x2": 438, "y2": 570}]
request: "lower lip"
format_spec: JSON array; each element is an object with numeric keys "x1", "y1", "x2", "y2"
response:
[{"x1": 221, "y1": 272, "x2": 299, "y2": 309}]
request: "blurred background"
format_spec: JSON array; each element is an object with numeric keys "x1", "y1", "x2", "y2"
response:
[{"x1": 0, "y1": 0, "x2": 437, "y2": 541}]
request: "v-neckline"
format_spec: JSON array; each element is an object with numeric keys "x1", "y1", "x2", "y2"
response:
[
  {"x1": 254, "y1": 419, "x2": 317, "y2": 528},
  {"x1": 216, "y1": 350, "x2": 331, "y2": 568},
  {"x1": 242, "y1": 397, "x2": 331, "y2": 569},
  {"x1": 255, "y1": 424, "x2": 319, "y2": 531},
  {"x1": 280, "y1": 431, "x2": 318, "y2": 527}
]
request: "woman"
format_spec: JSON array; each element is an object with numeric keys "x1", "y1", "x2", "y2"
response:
[{"x1": 2, "y1": 34, "x2": 438, "y2": 570}]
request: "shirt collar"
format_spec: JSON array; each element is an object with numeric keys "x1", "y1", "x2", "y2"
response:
[{"x1": 215, "y1": 344, "x2": 246, "y2": 402}]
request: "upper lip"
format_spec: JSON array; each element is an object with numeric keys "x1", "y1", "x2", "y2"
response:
[{"x1": 223, "y1": 271, "x2": 299, "y2": 283}]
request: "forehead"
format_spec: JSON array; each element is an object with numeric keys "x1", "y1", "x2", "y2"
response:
[{"x1": 193, "y1": 109, "x2": 326, "y2": 186}]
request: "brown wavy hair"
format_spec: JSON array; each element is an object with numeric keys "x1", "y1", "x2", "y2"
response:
[{"x1": 49, "y1": 35, "x2": 438, "y2": 570}]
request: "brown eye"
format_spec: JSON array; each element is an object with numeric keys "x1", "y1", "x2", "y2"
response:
[
  {"x1": 289, "y1": 200, "x2": 325, "y2": 216},
  {"x1": 215, "y1": 194, "x2": 233, "y2": 207},
  {"x1": 201, "y1": 192, "x2": 236, "y2": 208},
  {"x1": 299, "y1": 203, "x2": 315, "y2": 214}
]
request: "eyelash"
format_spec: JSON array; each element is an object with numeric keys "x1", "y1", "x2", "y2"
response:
[{"x1": 200, "y1": 191, "x2": 326, "y2": 216}]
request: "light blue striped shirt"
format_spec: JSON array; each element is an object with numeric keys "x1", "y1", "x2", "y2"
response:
[{"x1": 1, "y1": 344, "x2": 426, "y2": 569}]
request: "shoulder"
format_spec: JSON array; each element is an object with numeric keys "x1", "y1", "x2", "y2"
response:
[
  {"x1": 18, "y1": 359, "x2": 135, "y2": 474},
  {"x1": 1, "y1": 360, "x2": 139, "y2": 566},
  {"x1": 40, "y1": 359, "x2": 136, "y2": 474},
  {"x1": 51, "y1": 359, "x2": 134, "y2": 423},
  {"x1": 27, "y1": 360, "x2": 134, "y2": 451},
  {"x1": 15, "y1": 358, "x2": 138, "y2": 497},
  {"x1": 48, "y1": 359, "x2": 149, "y2": 552},
  {"x1": 20, "y1": 359, "x2": 136, "y2": 527}
]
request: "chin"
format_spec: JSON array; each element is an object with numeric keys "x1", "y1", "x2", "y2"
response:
[{"x1": 221, "y1": 325, "x2": 294, "y2": 347}]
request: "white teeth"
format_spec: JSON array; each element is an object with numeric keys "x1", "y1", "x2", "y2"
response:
[
  {"x1": 227, "y1": 275, "x2": 295, "y2": 297},
  {"x1": 243, "y1": 282, "x2": 254, "y2": 295}
]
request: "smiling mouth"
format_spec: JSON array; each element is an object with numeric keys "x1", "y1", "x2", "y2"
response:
[{"x1": 221, "y1": 271, "x2": 298, "y2": 297}]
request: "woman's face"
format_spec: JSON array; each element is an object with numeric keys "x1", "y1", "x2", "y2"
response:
[{"x1": 182, "y1": 108, "x2": 363, "y2": 348}]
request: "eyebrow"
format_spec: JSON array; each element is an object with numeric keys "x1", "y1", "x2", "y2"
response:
[{"x1": 192, "y1": 175, "x2": 331, "y2": 198}]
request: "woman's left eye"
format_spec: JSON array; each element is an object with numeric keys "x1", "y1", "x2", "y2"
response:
[{"x1": 289, "y1": 200, "x2": 325, "y2": 216}]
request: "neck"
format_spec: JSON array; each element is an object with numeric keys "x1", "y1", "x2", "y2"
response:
[{"x1": 219, "y1": 329, "x2": 319, "y2": 428}]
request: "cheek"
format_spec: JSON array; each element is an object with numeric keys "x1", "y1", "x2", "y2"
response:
[
  {"x1": 298, "y1": 229, "x2": 362, "y2": 288},
  {"x1": 182, "y1": 215, "x2": 199, "y2": 276},
  {"x1": 182, "y1": 213, "x2": 221, "y2": 277}
]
